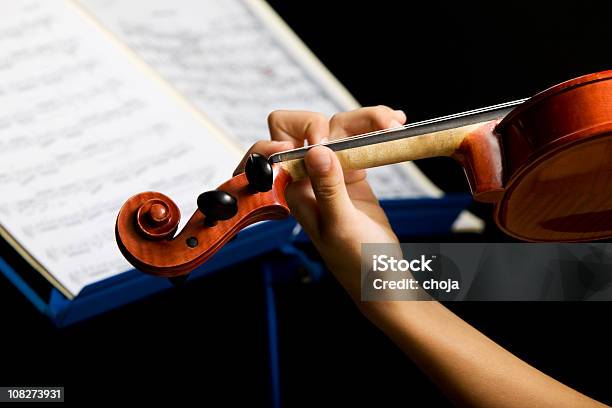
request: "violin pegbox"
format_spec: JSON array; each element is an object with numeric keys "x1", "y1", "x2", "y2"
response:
[{"x1": 196, "y1": 153, "x2": 273, "y2": 225}]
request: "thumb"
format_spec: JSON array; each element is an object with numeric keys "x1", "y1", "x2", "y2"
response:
[{"x1": 304, "y1": 146, "x2": 354, "y2": 224}]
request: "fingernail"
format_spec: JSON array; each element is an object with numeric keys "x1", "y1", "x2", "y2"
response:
[
  {"x1": 388, "y1": 119, "x2": 402, "y2": 128},
  {"x1": 394, "y1": 109, "x2": 405, "y2": 115},
  {"x1": 305, "y1": 147, "x2": 332, "y2": 175},
  {"x1": 320, "y1": 137, "x2": 329, "y2": 144}
]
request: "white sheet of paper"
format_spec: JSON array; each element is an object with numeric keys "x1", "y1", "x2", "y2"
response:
[
  {"x1": 80, "y1": 0, "x2": 442, "y2": 199},
  {"x1": 0, "y1": 0, "x2": 240, "y2": 297}
]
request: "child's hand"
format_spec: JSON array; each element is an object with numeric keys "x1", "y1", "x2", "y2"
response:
[{"x1": 235, "y1": 106, "x2": 406, "y2": 301}]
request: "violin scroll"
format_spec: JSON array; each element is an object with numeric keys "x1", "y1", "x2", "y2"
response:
[{"x1": 115, "y1": 163, "x2": 292, "y2": 277}]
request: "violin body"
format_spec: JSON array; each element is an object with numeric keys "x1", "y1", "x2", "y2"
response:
[
  {"x1": 116, "y1": 71, "x2": 612, "y2": 277},
  {"x1": 493, "y1": 71, "x2": 612, "y2": 241}
]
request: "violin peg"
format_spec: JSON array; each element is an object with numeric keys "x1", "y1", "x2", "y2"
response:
[
  {"x1": 245, "y1": 153, "x2": 273, "y2": 192},
  {"x1": 197, "y1": 190, "x2": 238, "y2": 225}
]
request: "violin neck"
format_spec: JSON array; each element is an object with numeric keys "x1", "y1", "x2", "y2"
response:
[{"x1": 270, "y1": 99, "x2": 527, "y2": 181}]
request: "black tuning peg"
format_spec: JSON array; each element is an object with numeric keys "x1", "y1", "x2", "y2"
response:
[
  {"x1": 197, "y1": 190, "x2": 238, "y2": 226},
  {"x1": 245, "y1": 153, "x2": 273, "y2": 192}
]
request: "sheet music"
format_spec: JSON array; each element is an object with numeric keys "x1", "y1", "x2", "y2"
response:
[
  {"x1": 0, "y1": 1, "x2": 239, "y2": 297},
  {"x1": 80, "y1": 0, "x2": 441, "y2": 199}
]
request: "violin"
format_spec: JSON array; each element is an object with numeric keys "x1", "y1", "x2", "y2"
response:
[{"x1": 116, "y1": 70, "x2": 612, "y2": 277}]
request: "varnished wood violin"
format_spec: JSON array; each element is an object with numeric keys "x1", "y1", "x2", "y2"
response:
[{"x1": 116, "y1": 70, "x2": 612, "y2": 277}]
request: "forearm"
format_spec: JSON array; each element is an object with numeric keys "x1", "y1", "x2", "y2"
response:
[{"x1": 362, "y1": 301, "x2": 607, "y2": 408}]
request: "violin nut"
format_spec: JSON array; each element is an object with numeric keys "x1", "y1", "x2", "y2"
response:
[{"x1": 245, "y1": 153, "x2": 273, "y2": 192}]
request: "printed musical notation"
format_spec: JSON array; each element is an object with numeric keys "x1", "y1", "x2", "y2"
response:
[
  {"x1": 0, "y1": 0, "x2": 455, "y2": 297},
  {"x1": 82, "y1": 0, "x2": 440, "y2": 199},
  {"x1": 0, "y1": 1, "x2": 238, "y2": 296}
]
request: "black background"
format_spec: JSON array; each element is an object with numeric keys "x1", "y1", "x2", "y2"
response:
[{"x1": 1, "y1": 1, "x2": 611, "y2": 406}]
